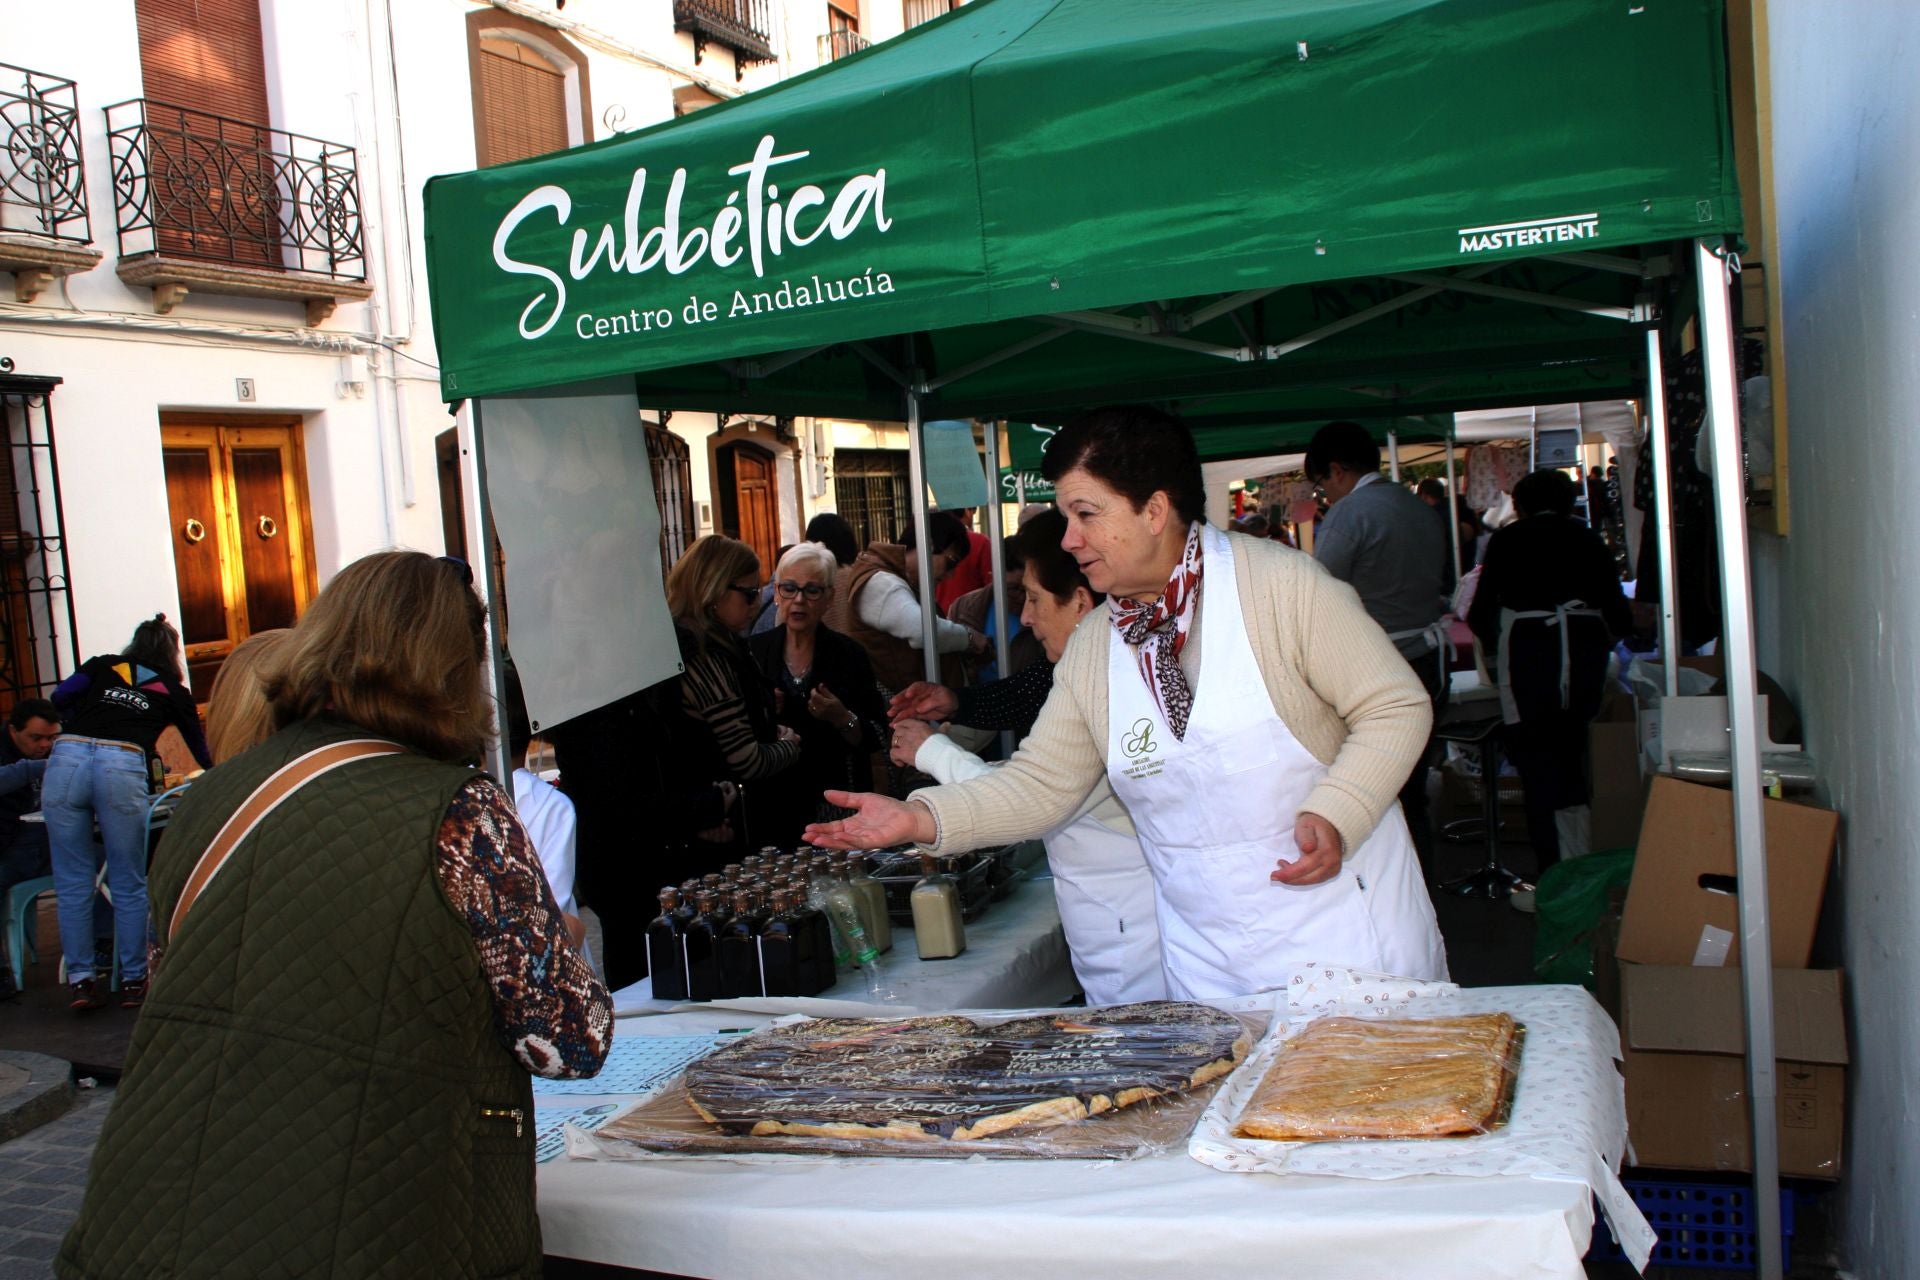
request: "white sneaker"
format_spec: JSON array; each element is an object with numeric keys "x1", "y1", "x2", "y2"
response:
[{"x1": 1509, "y1": 888, "x2": 1537, "y2": 914}]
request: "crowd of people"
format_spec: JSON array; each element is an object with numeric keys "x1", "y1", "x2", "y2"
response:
[{"x1": 0, "y1": 401, "x2": 1647, "y2": 1273}]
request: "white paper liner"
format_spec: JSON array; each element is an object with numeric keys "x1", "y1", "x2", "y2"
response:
[{"x1": 1188, "y1": 969, "x2": 1655, "y2": 1272}]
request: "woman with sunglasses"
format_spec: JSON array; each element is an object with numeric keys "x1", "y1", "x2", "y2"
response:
[
  {"x1": 667, "y1": 536, "x2": 802, "y2": 861},
  {"x1": 748, "y1": 542, "x2": 887, "y2": 845}
]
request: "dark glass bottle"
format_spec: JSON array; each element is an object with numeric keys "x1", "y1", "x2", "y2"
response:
[
  {"x1": 787, "y1": 888, "x2": 838, "y2": 993},
  {"x1": 758, "y1": 889, "x2": 800, "y2": 996},
  {"x1": 684, "y1": 890, "x2": 726, "y2": 1001},
  {"x1": 646, "y1": 887, "x2": 688, "y2": 1001},
  {"x1": 719, "y1": 888, "x2": 768, "y2": 998}
]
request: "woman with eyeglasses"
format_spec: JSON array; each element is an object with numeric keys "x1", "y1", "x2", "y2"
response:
[
  {"x1": 748, "y1": 542, "x2": 887, "y2": 845},
  {"x1": 667, "y1": 536, "x2": 802, "y2": 859}
]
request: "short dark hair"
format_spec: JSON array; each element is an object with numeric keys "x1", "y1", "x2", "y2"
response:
[
  {"x1": 1302, "y1": 421, "x2": 1381, "y2": 483},
  {"x1": 1514, "y1": 468, "x2": 1578, "y2": 518},
  {"x1": 7, "y1": 698, "x2": 58, "y2": 730},
  {"x1": 1416, "y1": 478, "x2": 1447, "y2": 503},
  {"x1": 1014, "y1": 509, "x2": 1105, "y2": 607},
  {"x1": 804, "y1": 512, "x2": 860, "y2": 566},
  {"x1": 1041, "y1": 405, "x2": 1205, "y2": 525},
  {"x1": 898, "y1": 510, "x2": 968, "y2": 556}
]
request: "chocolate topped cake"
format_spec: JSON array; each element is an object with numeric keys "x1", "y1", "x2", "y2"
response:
[{"x1": 684, "y1": 1002, "x2": 1253, "y2": 1142}]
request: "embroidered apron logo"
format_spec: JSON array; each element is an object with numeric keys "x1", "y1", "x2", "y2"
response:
[{"x1": 1121, "y1": 719, "x2": 1158, "y2": 760}]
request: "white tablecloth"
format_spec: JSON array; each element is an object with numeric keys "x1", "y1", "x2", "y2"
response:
[
  {"x1": 609, "y1": 870, "x2": 1077, "y2": 1016},
  {"x1": 537, "y1": 987, "x2": 1620, "y2": 1280}
]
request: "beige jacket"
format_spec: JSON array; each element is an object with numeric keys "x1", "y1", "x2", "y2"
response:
[{"x1": 915, "y1": 530, "x2": 1430, "y2": 859}]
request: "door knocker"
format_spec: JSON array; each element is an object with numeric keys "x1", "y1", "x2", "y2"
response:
[
  {"x1": 257, "y1": 516, "x2": 278, "y2": 539},
  {"x1": 182, "y1": 518, "x2": 206, "y2": 545}
]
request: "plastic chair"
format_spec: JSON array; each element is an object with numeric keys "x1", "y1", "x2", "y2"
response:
[
  {"x1": 1435, "y1": 715, "x2": 1529, "y2": 900},
  {"x1": 57, "y1": 781, "x2": 193, "y2": 990},
  {"x1": 4, "y1": 874, "x2": 55, "y2": 989}
]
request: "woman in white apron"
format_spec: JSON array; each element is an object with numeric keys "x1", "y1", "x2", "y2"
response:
[
  {"x1": 806, "y1": 405, "x2": 1447, "y2": 1000},
  {"x1": 1466, "y1": 469, "x2": 1631, "y2": 884},
  {"x1": 891, "y1": 510, "x2": 1164, "y2": 1004}
]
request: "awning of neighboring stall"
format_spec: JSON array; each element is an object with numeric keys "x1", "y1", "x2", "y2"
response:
[{"x1": 423, "y1": 0, "x2": 1740, "y2": 422}]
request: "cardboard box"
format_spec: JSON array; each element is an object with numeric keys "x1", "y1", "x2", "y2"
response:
[
  {"x1": 1589, "y1": 692, "x2": 1647, "y2": 851},
  {"x1": 1617, "y1": 776, "x2": 1838, "y2": 968},
  {"x1": 1621, "y1": 964, "x2": 1846, "y2": 1179}
]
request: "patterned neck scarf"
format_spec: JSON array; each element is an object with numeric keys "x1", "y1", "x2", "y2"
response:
[{"x1": 1109, "y1": 522, "x2": 1204, "y2": 740}]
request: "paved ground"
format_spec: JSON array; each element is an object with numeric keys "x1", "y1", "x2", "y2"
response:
[{"x1": 0, "y1": 1082, "x2": 109, "y2": 1278}]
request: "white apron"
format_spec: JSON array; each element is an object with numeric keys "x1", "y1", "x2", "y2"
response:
[
  {"x1": 1105, "y1": 524, "x2": 1448, "y2": 1000},
  {"x1": 1042, "y1": 799, "x2": 1167, "y2": 1004},
  {"x1": 1494, "y1": 601, "x2": 1606, "y2": 724}
]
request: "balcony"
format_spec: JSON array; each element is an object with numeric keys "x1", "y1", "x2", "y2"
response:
[
  {"x1": 104, "y1": 99, "x2": 372, "y2": 325},
  {"x1": 818, "y1": 28, "x2": 871, "y2": 63},
  {"x1": 674, "y1": 0, "x2": 777, "y2": 79},
  {"x1": 0, "y1": 62, "x2": 102, "y2": 302}
]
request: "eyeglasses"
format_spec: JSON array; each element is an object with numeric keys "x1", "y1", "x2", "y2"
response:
[
  {"x1": 724, "y1": 583, "x2": 760, "y2": 601},
  {"x1": 775, "y1": 580, "x2": 827, "y2": 600}
]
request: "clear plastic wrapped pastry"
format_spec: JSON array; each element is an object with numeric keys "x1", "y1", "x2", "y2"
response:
[{"x1": 1231, "y1": 1012, "x2": 1523, "y2": 1142}]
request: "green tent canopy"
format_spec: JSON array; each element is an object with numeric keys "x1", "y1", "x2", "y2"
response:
[{"x1": 423, "y1": 0, "x2": 1739, "y2": 424}]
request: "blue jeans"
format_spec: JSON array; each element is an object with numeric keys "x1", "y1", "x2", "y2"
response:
[{"x1": 43, "y1": 739, "x2": 152, "y2": 983}]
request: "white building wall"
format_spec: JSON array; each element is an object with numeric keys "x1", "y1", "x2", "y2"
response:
[
  {"x1": 1748, "y1": 4, "x2": 1920, "y2": 1275},
  {"x1": 4, "y1": 0, "x2": 931, "y2": 672}
]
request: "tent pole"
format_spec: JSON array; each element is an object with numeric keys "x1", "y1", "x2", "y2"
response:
[
  {"x1": 1696, "y1": 236, "x2": 1782, "y2": 1280},
  {"x1": 981, "y1": 419, "x2": 1014, "y2": 757},
  {"x1": 1387, "y1": 430, "x2": 1401, "y2": 482},
  {"x1": 1645, "y1": 330, "x2": 1683, "y2": 695},
  {"x1": 904, "y1": 388, "x2": 941, "y2": 683},
  {"x1": 1528, "y1": 422, "x2": 1538, "y2": 472},
  {"x1": 1443, "y1": 431, "x2": 1462, "y2": 577},
  {"x1": 456, "y1": 400, "x2": 511, "y2": 786}
]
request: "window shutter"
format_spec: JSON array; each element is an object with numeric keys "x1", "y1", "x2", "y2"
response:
[{"x1": 476, "y1": 39, "x2": 570, "y2": 166}]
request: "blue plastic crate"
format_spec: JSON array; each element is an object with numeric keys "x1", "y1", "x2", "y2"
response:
[{"x1": 1588, "y1": 1178, "x2": 1795, "y2": 1271}]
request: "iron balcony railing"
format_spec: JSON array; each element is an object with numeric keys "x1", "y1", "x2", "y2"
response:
[
  {"x1": 674, "y1": 0, "x2": 777, "y2": 69},
  {"x1": 0, "y1": 62, "x2": 91, "y2": 244},
  {"x1": 104, "y1": 98, "x2": 365, "y2": 280},
  {"x1": 819, "y1": 28, "x2": 871, "y2": 62}
]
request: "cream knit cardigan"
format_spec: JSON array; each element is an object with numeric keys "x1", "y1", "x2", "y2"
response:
[{"x1": 916, "y1": 529, "x2": 1431, "y2": 859}]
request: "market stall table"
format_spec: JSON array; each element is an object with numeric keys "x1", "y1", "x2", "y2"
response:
[
  {"x1": 535, "y1": 987, "x2": 1624, "y2": 1280},
  {"x1": 609, "y1": 860, "x2": 1077, "y2": 1016}
]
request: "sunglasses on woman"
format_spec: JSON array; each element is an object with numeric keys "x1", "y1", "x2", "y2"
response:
[{"x1": 775, "y1": 580, "x2": 827, "y2": 600}]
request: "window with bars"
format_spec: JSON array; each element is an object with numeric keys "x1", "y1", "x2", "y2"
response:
[
  {"x1": 831, "y1": 449, "x2": 912, "y2": 551},
  {"x1": 646, "y1": 422, "x2": 697, "y2": 578},
  {"x1": 0, "y1": 367, "x2": 78, "y2": 719}
]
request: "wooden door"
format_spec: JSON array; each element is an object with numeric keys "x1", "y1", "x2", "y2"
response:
[
  {"x1": 732, "y1": 447, "x2": 779, "y2": 577},
  {"x1": 161, "y1": 420, "x2": 316, "y2": 693}
]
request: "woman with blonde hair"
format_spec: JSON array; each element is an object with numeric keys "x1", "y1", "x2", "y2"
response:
[
  {"x1": 668, "y1": 535, "x2": 801, "y2": 857},
  {"x1": 748, "y1": 541, "x2": 887, "y2": 845},
  {"x1": 202, "y1": 628, "x2": 291, "y2": 763},
  {"x1": 60, "y1": 551, "x2": 609, "y2": 1280}
]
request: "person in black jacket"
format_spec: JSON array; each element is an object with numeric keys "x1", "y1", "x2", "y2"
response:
[
  {"x1": 748, "y1": 542, "x2": 887, "y2": 846},
  {"x1": 46, "y1": 615, "x2": 211, "y2": 1010},
  {"x1": 1468, "y1": 471, "x2": 1633, "y2": 896}
]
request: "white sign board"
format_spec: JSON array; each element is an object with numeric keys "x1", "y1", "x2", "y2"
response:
[
  {"x1": 922, "y1": 418, "x2": 989, "y2": 510},
  {"x1": 480, "y1": 379, "x2": 680, "y2": 732}
]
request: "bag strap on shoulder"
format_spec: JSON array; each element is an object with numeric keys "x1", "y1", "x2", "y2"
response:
[{"x1": 167, "y1": 739, "x2": 405, "y2": 944}]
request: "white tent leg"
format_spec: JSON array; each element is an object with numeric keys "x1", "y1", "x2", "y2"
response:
[
  {"x1": 1696, "y1": 236, "x2": 1782, "y2": 1280},
  {"x1": 982, "y1": 419, "x2": 1014, "y2": 757},
  {"x1": 904, "y1": 390, "x2": 941, "y2": 683},
  {"x1": 457, "y1": 400, "x2": 511, "y2": 786},
  {"x1": 1443, "y1": 433, "x2": 1462, "y2": 577},
  {"x1": 1646, "y1": 330, "x2": 1683, "y2": 695},
  {"x1": 1388, "y1": 430, "x2": 1401, "y2": 482}
]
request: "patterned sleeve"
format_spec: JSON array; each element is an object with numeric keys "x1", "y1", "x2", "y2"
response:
[
  {"x1": 680, "y1": 650, "x2": 802, "y2": 781},
  {"x1": 433, "y1": 776, "x2": 613, "y2": 1079},
  {"x1": 952, "y1": 659, "x2": 1056, "y2": 736}
]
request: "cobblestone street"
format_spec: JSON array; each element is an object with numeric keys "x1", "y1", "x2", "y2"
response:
[{"x1": 0, "y1": 1085, "x2": 111, "y2": 1279}]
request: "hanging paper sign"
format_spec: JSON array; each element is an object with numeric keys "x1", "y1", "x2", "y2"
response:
[{"x1": 922, "y1": 418, "x2": 989, "y2": 510}]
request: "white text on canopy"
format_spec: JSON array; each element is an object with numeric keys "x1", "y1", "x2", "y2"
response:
[{"x1": 491, "y1": 134, "x2": 893, "y2": 340}]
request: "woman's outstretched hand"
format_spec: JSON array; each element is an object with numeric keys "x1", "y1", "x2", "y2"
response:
[{"x1": 805, "y1": 791, "x2": 937, "y2": 849}]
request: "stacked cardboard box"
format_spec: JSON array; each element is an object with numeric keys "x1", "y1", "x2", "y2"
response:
[{"x1": 1614, "y1": 775, "x2": 1845, "y2": 1180}]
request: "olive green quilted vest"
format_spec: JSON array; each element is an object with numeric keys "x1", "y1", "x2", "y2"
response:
[{"x1": 59, "y1": 717, "x2": 541, "y2": 1279}]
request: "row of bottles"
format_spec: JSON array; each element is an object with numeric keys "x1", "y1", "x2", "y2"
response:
[{"x1": 645, "y1": 847, "x2": 969, "y2": 1001}]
